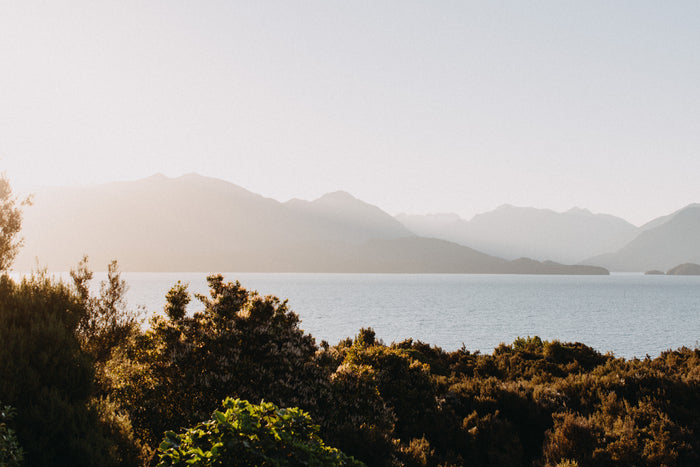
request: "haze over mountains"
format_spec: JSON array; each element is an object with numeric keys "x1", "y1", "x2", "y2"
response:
[
  {"x1": 15, "y1": 174, "x2": 607, "y2": 274},
  {"x1": 583, "y1": 204, "x2": 700, "y2": 272},
  {"x1": 14, "y1": 173, "x2": 699, "y2": 273},
  {"x1": 17, "y1": 173, "x2": 408, "y2": 272},
  {"x1": 397, "y1": 206, "x2": 639, "y2": 265},
  {"x1": 399, "y1": 204, "x2": 700, "y2": 272}
]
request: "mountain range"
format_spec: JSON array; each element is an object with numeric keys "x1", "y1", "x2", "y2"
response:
[
  {"x1": 14, "y1": 173, "x2": 699, "y2": 273},
  {"x1": 14, "y1": 174, "x2": 607, "y2": 274},
  {"x1": 582, "y1": 204, "x2": 700, "y2": 271},
  {"x1": 397, "y1": 205, "x2": 639, "y2": 265},
  {"x1": 398, "y1": 203, "x2": 700, "y2": 272}
]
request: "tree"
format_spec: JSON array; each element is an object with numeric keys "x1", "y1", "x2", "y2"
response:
[
  {"x1": 120, "y1": 275, "x2": 322, "y2": 450},
  {"x1": 0, "y1": 174, "x2": 30, "y2": 271},
  {"x1": 0, "y1": 272, "x2": 117, "y2": 466},
  {"x1": 71, "y1": 257, "x2": 141, "y2": 364},
  {"x1": 69, "y1": 257, "x2": 150, "y2": 464}
]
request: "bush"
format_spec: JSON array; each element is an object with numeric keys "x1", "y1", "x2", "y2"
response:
[
  {"x1": 0, "y1": 402, "x2": 24, "y2": 467},
  {"x1": 543, "y1": 412, "x2": 600, "y2": 466},
  {"x1": 122, "y1": 275, "x2": 322, "y2": 449},
  {"x1": 0, "y1": 273, "x2": 116, "y2": 466},
  {"x1": 156, "y1": 398, "x2": 363, "y2": 466}
]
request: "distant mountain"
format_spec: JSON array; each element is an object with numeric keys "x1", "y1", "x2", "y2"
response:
[
  {"x1": 14, "y1": 174, "x2": 607, "y2": 274},
  {"x1": 397, "y1": 205, "x2": 638, "y2": 264},
  {"x1": 284, "y1": 190, "x2": 412, "y2": 242},
  {"x1": 348, "y1": 238, "x2": 607, "y2": 275},
  {"x1": 16, "y1": 174, "x2": 410, "y2": 272},
  {"x1": 639, "y1": 203, "x2": 700, "y2": 231},
  {"x1": 584, "y1": 204, "x2": 700, "y2": 271}
]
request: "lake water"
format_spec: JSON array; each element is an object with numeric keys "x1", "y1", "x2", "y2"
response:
[{"x1": 36, "y1": 272, "x2": 700, "y2": 359}]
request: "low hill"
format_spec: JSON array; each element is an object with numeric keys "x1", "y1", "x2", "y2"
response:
[
  {"x1": 347, "y1": 238, "x2": 607, "y2": 274},
  {"x1": 667, "y1": 263, "x2": 700, "y2": 276}
]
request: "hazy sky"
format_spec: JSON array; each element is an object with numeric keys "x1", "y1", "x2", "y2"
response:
[{"x1": 1, "y1": 1, "x2": 699, "y2": 226}]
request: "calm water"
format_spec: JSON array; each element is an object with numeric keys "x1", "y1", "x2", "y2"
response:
[{"x1": 42, "y1": 272, "x2": 700, "y2": 359}]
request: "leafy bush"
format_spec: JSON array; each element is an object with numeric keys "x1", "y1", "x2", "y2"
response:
[
  {"x1": 343, "y1": 332, "x2": 438, "y2": 445},
  {"x1": 119, "y1": 275, "x2": 322, "y2": 451},
  {"x1": 0, "y1": 403, "x2": 23, "y2": 467},
  {"x1": 72, "y1": 257, "x2": 142, "y2": 365},
  {"x1": 0, "y1": 174, "x2": 30, "y2": 272},
  {"x1": 156, "y1": 398, "x2": 363, "y2": 466},
  {"x1": 0, "y1": 273, "x2": 116, "y2": 466}
]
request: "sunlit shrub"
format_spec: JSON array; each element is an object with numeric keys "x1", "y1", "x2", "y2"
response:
[
  {"x1": 123, "y1": 275, "x2": 321, "y2": 449},
  {"x1": 543, "y1": 412, "x2": 601, "y2": 466},
  {"x1": 345, "y1": 337, "x2": 437, "y2": 441},
  {"x1": 0, "y1": 273, "x2": 118, "y2": 466},
  {"x1": 156, "y1": 398, "x2": 363, "y2": 466},
  {"x1": 319, "y1": 362, "x2": 396, "y2": 466},
  {"x1": 397, "y1": 436, "x2": 437, "y2": 467}
]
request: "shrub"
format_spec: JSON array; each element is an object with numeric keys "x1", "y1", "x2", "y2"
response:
[
  {"x1": 344, "y1": 336, "x2": 438, "y2": 442},
  {"x1": 0, "y1": 402, "x2": 23, "y2": 467},
  {"x1": 123, "y1": 275, "x2": 322, "y2": 449},
  {"x1": 156, "y1": 398, "x2": 363, "y2": 466},
  {"x1": 0, "y1": 273, "x2": 116, "y2": 466},
  {"x1": 543, "y1": 412, "x2": 600, "y2": 466},
  {"x1": 72, "y1": 257, "x2": 142, "y2": 365}
]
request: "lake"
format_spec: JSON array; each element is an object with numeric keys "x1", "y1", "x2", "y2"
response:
[{"x1": 35, "y1": 272, "x2": 700, "y2": 359}]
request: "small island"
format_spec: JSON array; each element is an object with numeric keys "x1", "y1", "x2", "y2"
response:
[
  {"x1": 666, "y1": 263, "x2": 700, "y2": 275},
  {"x1": 644, "y1": 269, "x2": 665, "y2": 275}
]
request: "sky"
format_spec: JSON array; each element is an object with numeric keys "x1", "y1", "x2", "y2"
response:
[{"x1": 1, "y1": 1, "x2": 699, "y2": 226}]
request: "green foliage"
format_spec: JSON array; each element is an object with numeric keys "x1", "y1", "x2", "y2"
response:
[
  {"x1": 6, "y1": 260, "x2": 700, "y2": 466},
  {"x1": 157, "y1": 398, "x2": 363, "y2": 466},
  {"x1": 90, "y1": 396, "x2": 151, "y2": 466},
  {"x1": 345, "y1": 335, "x2": 437, "y2": 443},
  {"x1": 543, "y1": 412, "x2": 600, "y2": 466},
  {"x1": 108, "y1": 308, "x2": 692, "y2": 467},
  {"x1": 0, "y1": 273, "x2": 117, "y2": 466},
  {"x1": 396, "y1": 436, "x2": 436, "y2": 467},
  {"x1": 72, "y1": 257, "x2": 142, "y2": 364},
  {"x1": 67, "y1": 257, "x2": 151, "y2": 464},
  {"x1": 0, "y1": 403, "x2": 24, "y2": 467},
  {"x1": 163, "y1": 281, "x2": 189, "y2": 321},
  {"x1": 317, "y1": 360, "x2": 396, "y2": 465},
  {"x1": 0, "y1": 174, "x2": 30, "y2": 272},
  {"x1": 512, "y1": 335, "x2": 544, "y2": 353},
  {"x1": 119, "y1": 275, "x2": 321, "y2": 451}
]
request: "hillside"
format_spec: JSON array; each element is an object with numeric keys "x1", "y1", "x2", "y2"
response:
[
  {"x1": 284, "y1": 190, "x2": 412, "y2": 242},
  {"x1": 397, "y1": 205, "x2": 638, "y2": 264},
  {"x1": 14, "y1": 174, "x2": 607, "y2": 274},
  {"x1": 667, "y1": 263, "x2": 700, "y2": 275},
  {"x1": 16, "y1": 174, "x2": 411, "y2": 271},
  {"x1": 584, "y1": 204, "x2": 700, "y2": 271}
]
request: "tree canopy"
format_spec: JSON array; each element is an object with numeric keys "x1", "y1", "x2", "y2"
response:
[{"x1": 0, "y1": 174, "x2": 29, "y2": 271}]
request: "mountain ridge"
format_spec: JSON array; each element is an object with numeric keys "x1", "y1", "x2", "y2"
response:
[
  {"x1": 396, "y1": 205, "x2": 639, "y2": 264},
  {"x1": 583, "y1": 205, "x2": 700, "y2": 271},
  {"x1": 14, "y1": 174, "x2": 607, "y2": 274}
]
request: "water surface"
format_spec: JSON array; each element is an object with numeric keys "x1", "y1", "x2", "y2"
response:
[{"x1": 39, "y1": 272, "x2": 700, "y2": 359}]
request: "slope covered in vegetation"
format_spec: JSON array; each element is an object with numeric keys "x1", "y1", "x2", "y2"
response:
[{"x1": 1, "y1": 268, "x2": 699, "y2": 466}]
